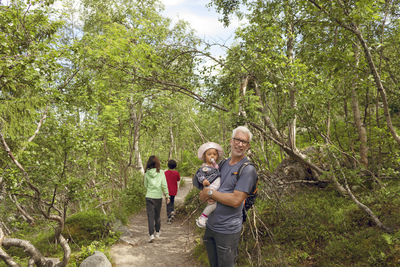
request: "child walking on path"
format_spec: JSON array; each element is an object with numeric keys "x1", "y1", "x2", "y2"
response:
[
  {"x1": 164, "y1": 159, "x2": 181, "y2": 224},
  {"x1": 192, "y1": 142, "x2": 223, "y2": 228},
  {"x1": 144, "y1": 155, "x2": 170, "y2": 243}
]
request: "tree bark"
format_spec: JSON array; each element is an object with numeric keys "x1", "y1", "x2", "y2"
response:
[
  {"x1": 238, "y1": 75, "x2": 249, "y2": 120},
  {"x1": 9, "y1": 194, "x2": 35, "y2": 225},
  {"x1": 285, "y1": 1, "x2": 297, "y2": 151},
  {"x1": 353, "y1": 25, "x2": 400, "y2": 146},
  {"x1": 326, "y1": 103, "x2": 331, "y2": 143},
  {"x1": 168, "y1": 113, "x2": 175, "y2": 160},
  {"x1": 351, "y1": 44, "x2": 368, "y2": 167},
  {"x1": 128, "y1": 97, "x2": 144, "y2": 175}
]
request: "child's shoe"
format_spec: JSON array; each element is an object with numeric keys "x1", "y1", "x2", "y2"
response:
[
  {"x1": 167, "y1": 218, "x2": 172, "y2": 225},
  {"x1": 149, "y1": 234, "x2": 155, "y2": 243},
  {"x1": 155, "y1": 232, "x2": 160, "y2": 239},
  {"x1": 196, "y1": 215, "x2": 207, "y2": 228}
]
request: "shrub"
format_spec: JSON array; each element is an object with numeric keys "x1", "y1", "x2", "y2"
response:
[
  {"x1": 177, "y1": 150, "x2": 199, "y2": 176},
  {"x1": 64, "y1": 210, "x2": 112, "y2": 246},
  {"x1": 110, "y1": 171, "x2": 146, "y2": 224}
]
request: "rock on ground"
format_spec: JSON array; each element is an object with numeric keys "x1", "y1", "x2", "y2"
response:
[{"x1": 80, "y1": 251, "x2": 111, "y2": 267}]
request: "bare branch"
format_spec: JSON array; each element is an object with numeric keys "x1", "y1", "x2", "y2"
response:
[
  {"x1": 165, "y1": 48, "x2": 225, "y2": 67},
  {"x1": 55, "y1": 235, "x2": 70, "y2": 267},
  {"x1": 20, "y1": 107, "x2": 49, "y2": 152},
  {"x1": 1, "y1": 236, "x2": 49, "y2": 267},
  {"x1": 329, "y1": 151, "x2": 392, "y2": 233},
  {"x1": 95, "y1": 200, "x2": 113, "y2": 209},
  {"x1": 249, "y1": 122, "x2": 325, "y2": 175},
  {"x1": 9, "y1": 194, "x2": 35, "y2": 225},
  {"x1": 0, "y1": 227, "x2": 21, "y2": 266},
  {"x1": 100, "y1": 59, "x2": 229, "y2": 112},
  {"x1": 187, "y1": 110, "x2": 206, "y2": 143},
  {"x1": 0, "y1": 131, "x2": 42, "y2": 199},
  {"x1": 278, "y1": 180, "x2": 327, "y2": 186}
]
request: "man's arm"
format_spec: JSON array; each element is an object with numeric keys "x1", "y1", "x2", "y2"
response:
[
  {"x1": 199, "y1": 164, "x2": 257, "y2": 208},
  {"x1": 200, "y1": 188, "x2": 247, "y2": 208}
]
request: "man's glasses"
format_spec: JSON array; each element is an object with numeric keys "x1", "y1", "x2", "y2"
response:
[{"x1": 232, "y1": 137, "x2": 249, "y2": 145}]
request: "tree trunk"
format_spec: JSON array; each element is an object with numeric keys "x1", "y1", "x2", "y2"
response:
[
  {"x1": 239, "y1": 75, "x2": 249, "y2": 120},
  {"x1": 168, "y1": 114, "x2": 175, "y2": 160},
  {"x1": 128, "y1": 97, "x2": 144, "y2": 175},
  {"x1": 353, "y1": 25, "x2": 400, "y2": 146},
  {"x1": 286, "y1": 1, "x2": 297, "y2": 151},
  {"x1": 307, "y1": 0, "x2": 400, "y2": 146},
  {"x1": 351, "y1": 44, "x2": 368, "y2": 167},
  {"x1": 326, "y1": 103, "x2": 331, "y2": 143}
]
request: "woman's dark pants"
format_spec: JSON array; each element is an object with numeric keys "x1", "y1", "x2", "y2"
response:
[{"x1": 145, "y1": 198, "x2": 162, "y2": 235}]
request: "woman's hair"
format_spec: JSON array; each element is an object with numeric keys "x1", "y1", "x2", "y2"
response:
[
  {"x1": 145, "y1": 155, "x2": 160, "y2": 173},
  {"x1": 167, "y1": 159, "x2": 177, "y2": 169},
  {"x1": 232, "y1": 126, "x2": 253, "y2": 142}
]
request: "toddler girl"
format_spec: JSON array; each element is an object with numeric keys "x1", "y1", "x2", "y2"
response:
[{"x1": 193, "y1": 142, "x2": 223, "y2": 228}]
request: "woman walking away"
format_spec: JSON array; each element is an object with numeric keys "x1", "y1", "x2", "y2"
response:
[{"x1": 144, "y1": 155, "x2": 170, "y2": 243}]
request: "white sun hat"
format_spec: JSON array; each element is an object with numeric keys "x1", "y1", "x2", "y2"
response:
[{"x1": 197, "y1": 142, "x2": 224, "y2": 160}]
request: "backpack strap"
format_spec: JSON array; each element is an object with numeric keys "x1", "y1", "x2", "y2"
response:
[
  {"x1": 218, "y1": 158, "x2": 228, "y2": 169},
  {"x1": 236, "y1": 161, "x2": 257, "y2": 191},
  {"x1": 220, "y1": 158, "x2": 256, "y2": 190}
]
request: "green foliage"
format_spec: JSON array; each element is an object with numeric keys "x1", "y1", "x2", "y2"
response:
[
  {"x1": 176, "y1": 187, "x2": 204, "y2": 218},
  {"x1": 240, "y1": 184, "x2": 400, "y2": 266},
  {"x1": 68, "y1": 240, "x2": 114, "y2": 267},
  {"x1": 64, "y1": 210, "x2": 113, "y2": 246},
  {"x1": 177, "y1": 150, "x2": 201, "y2": 176},
  {"x1": 4, "y1": 220, "x2": 63, "y2": 263},
  {"x1": 110, "y1": 171, "x2": 146, "y2": 224},
  {"x1": 2, "y1": 0, "x2": 400, "y2": 266},
  {"x1": 191, "y1": 237, "x2": 209, "y2": 267}
]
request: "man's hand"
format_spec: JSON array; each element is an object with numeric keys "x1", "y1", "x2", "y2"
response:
[
  {"x1": 166, "y1": 197, "x2": 170, "y2": 204},
  {"x1": 199, "y1": 187, "x2": 211, "y2": 202}
]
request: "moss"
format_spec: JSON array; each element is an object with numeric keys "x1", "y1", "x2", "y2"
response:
[{"x1": 63, "y1": 210, "x2": 112, "y2": 246}]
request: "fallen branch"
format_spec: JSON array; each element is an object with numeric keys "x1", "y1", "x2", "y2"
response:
[
  {"x1": 249, "y1": 122, "x2": 325, "y2": 175},
  {"x1": 329, "y1": 151, "x2": 392, "y2": 233},
  {"x1": 180, "y1": 195, "x2": 201, "y2": 226},
  {"x1": 277, "y1": 180, "x2": 328, "y2": 185},
  {"x1": 95, "y1": 200, "x2": 113, "y2": 209}
]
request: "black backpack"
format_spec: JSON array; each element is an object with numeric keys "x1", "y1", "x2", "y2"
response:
[{"x1": 219, "y1": 159, "x2": 258, "y2": 223}]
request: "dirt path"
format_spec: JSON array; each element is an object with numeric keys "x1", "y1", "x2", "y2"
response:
[{"x1": 110, "y1": 177, "x2": 201, "y2": 267}]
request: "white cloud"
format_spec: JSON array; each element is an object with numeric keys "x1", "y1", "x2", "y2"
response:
[
  {"x1": 160, "y1": 0, "x2": 247, "y2": 59},
  {"x1": 162, "y1": 0, "x2": 187, "y2": 6},
  {"x1": 177, "y1": 12, "x2": 231, "y2": 36}
]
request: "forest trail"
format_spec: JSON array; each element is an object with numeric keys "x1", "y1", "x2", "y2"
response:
[{"x1": 110, "y1": 177, "x2": 201, "y2": 267}]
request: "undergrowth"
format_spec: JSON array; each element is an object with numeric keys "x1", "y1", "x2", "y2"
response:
[
  {"x1": 184, "y1": 179, "x2": 400, "y2": 266},
  {"x1": 239, "y1": 183, "x2": 400, "y2": 266}
]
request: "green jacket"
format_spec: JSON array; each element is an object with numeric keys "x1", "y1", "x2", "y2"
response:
[{"x1": 144, "y1": 168, "x2": 169, "y2": 199}]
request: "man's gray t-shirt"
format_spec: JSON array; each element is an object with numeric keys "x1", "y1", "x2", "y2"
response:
[{"x1": 206, "y1": 157, "x2": 257, "y2": 234}]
